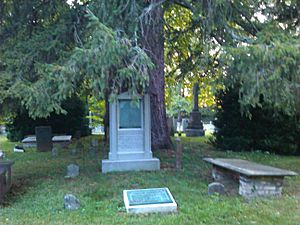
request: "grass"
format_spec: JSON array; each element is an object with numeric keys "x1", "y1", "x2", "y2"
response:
[{"x1": 0, "y1": 134, "x2": 299, "y2": 225}]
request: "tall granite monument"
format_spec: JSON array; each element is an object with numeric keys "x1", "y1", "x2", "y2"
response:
[
  {"x1": 102, "y1": 92, "x2": 160, "y2": 173},
  {"x1": 185, "y1": 83, "x2": 205, "y2": 137}
]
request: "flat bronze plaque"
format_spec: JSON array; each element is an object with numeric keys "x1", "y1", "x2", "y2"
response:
[{"x1": 126, "y1": 188, "x2": 173, "y2": 206}]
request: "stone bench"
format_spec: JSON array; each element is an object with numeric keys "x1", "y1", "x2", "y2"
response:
[
  {"x1": 204, "y1": 158, "x2": 298, "y2": 198},
  {"x1": 0, "y1": 161, "x2": 14, "y2": 202}
]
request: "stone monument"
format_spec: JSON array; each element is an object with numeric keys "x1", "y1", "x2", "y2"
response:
[
  {"x1": 35, "y1": 126, "x2": 53, "y2": 152},
  {"x1": 102, "y1": 92, "x2": 160, "y2": 173},
  {"x1": 185, "y1": 83, "x2": 204, "y2": 136}
]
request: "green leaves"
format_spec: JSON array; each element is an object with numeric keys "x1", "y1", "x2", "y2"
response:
[{"x1": 224, "y1": 27, "x2": 300, "y2": 116}]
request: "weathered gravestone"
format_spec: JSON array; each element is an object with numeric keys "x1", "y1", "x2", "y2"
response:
[
  {"x1": 123, "y1": 188, "x2": 177, "y2": 214},
  {"x1": 52, "y1": 147, "x2": 58, "y2": 157},
  {"x1": 35, "y1": 126, "x2": 53, "y2": 152},
  {"x1": 208, "y1": 182, "x2": 225, "y2": 196},
  {"x1": 65, "y1": 164, "x2": 79, "y2": 178},
  {"x1": 64, "y1": 194, "x2": 80, "y2": 210},
  {"x1": 102, "y1": 92, "x2": 160, "y2": 173}
]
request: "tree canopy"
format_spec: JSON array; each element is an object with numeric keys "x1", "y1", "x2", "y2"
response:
[{"x1": 1, "y1": 0, "x2": 299, "y2": 119}]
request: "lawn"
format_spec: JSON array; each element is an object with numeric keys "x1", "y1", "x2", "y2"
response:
[{"x1": 0, "y1": 135, "x2": 299, "y2": 225}]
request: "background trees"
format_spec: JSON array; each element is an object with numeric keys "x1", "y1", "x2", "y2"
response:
[{"x1": 0, "y1": 0, "x2": 299, "y2": 152}]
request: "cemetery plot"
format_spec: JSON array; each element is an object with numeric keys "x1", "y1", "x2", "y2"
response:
[{"x1": 123, "y1": 188, "x2": 177, "y2": 214}]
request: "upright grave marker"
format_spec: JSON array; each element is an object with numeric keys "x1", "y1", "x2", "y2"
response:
[
  {"x1": 102, "y1": 92, "x2": 160, "y2": 173},
  {"x1": 35, "y1": 126, "x2": 53, "y2": 152}
]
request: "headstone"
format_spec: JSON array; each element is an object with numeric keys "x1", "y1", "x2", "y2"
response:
[
  {"x1": 182, "y1": 118, "x2": 189, "y2": 132},
  {"x1": 64, "y1": 194, "x2": 80, "y2": 210},
  {"x1": 208, "y1": 182, "x2": 225, "y2": 196},
  {"x1": 52, "y1": 147, "x2": 58, "y2": 157},
  {"x1": 175, "y1": 138, "x2": 182, "y2": 170},
  {"x1": 0, "y1": 150, "x2": 5, "y2": 159},
  {"x1": 123, "y1": 188, "x2": 177, "y2": 214},
  {"x1": 102, "y1": 92, "x2": 160, "y2": 173},
  {"x1": 70, "y1": 142, "x2": 83, "y2": 155},
  {"x1": 88, "y1": 144, "x2": 96, "y2": 156},
  {"x1": 91, "y1": 139, "x2": 98, "y2": 147},
  {"x1": 35, "y1": 126, "x2": 53, "y2": 152},
  {"x1": 74, "y1": 130, "x2": 81, "y2": 140},
  {"x1": 65, "y1": 164, "x2": 79, "y2": 178}
]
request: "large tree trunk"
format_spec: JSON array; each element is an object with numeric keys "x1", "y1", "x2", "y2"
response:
[{"x1": 141, "y1": 2, "x2": 171, "y2": 150}]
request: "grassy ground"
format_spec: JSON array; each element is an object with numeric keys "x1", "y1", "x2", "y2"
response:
[{"x1": 0, "y1": 135, "x2": 299, "y2": 225}]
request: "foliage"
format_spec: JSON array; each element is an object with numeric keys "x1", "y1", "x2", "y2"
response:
[
  {"x1": 5, "y1": 96, "x2": 90, "y2": 141},
  {"x1": 165, "y1": 85, "x2": 192, "y2": 118},
  {"x1": 0, "y1": 0, "x2": 78, "y2": 118},
  {"x1": 0, "y1": 135, "x2": 299, "y2": 224},
  {"x1": 87, "y1": 96, "x2": 105, "y2": 127},
  {"x1": 223, "y1": 26, "x2": 300, "y2": 117},
  {"x1": 214, "y1": 88, "x2": 300, "y2": 155},
  {"x1": 0, "y1": 1, "x2": 153, "y2": 118}
]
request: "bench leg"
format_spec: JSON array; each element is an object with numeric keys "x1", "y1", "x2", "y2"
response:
[
  {"x1": 239, "y1": 175, "x2": 284, "y2": 198},
  {"x1": 212, "y1": 166, "x2": 239, "y2": 194}
]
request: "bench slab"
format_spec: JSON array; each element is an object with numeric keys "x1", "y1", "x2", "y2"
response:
[{"x1": 204, "y1": 158, "x2": 297, "y2": 176}]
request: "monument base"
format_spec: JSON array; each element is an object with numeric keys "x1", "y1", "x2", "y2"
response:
[
  {"x1": 102, "y1": 158, "x2": 160, "y2": 173},
  {"x1": 185, "y1": 129, "x2": 205, "y2": 137}
]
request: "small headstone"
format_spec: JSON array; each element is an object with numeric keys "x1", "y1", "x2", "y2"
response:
[
  {"x1": 65, "y1": 164, "x2": 79, "y2": 178},
  {"x1": 88, "y1": 144, "x2": 96, "y2": 156},
  {"x1": 52, "y1": 147, "x2": 58, "y2": 157},
  {"x1": 0, "y1": 150, "x2": 5, "y2": 159},
  {"x1": 208, "y1": 182, "x2": 225, "y2": 196},
  {"x1": 75, "y1": 142, "x2": 84, "y2": 153},
  {"x1": 91, "y1": 139, "x2": 98, "y2": 147},
  {"x1": 70, "y1": 148, "x2": 77, "y2": 155},
  {"x1": 64, "y1": 194, "x2": 80, "y2": 210}
]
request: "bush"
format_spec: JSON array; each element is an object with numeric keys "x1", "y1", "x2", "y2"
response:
[
  {"x1": 214, "y1": 88, "x2": 300, "y2": 155},
  {"x1": 6, "y1": 96, "x2": 90, "y2": 141}
]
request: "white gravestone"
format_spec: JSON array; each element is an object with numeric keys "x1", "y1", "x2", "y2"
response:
[{"x1": 102, "y1": 92, "x2": 160, "y2": 173}]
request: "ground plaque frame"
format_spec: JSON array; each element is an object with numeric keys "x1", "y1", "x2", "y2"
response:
[{"x1": 123, "y1": 188, "x2": 177, "y2": 214}]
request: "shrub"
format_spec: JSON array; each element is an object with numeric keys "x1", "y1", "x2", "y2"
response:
[
  {"x1": 214, "y1": 88, "x2": 300, "y2": 155},
  {"x1": 6, "y1": 96, "x2": 90, "y2": 141}
]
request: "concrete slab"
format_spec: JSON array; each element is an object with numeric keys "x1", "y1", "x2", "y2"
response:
[
  {"x1": 203, "y1": 158, "x2": 298, "y2": 176},
  {"x1": 123, "y1": 188, "x2": 177, "y2": 214}
]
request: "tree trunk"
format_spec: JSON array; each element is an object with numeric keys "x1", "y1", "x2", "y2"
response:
[{"x1": 141, "y1": 2, "x2": 171, "y2": 150}]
